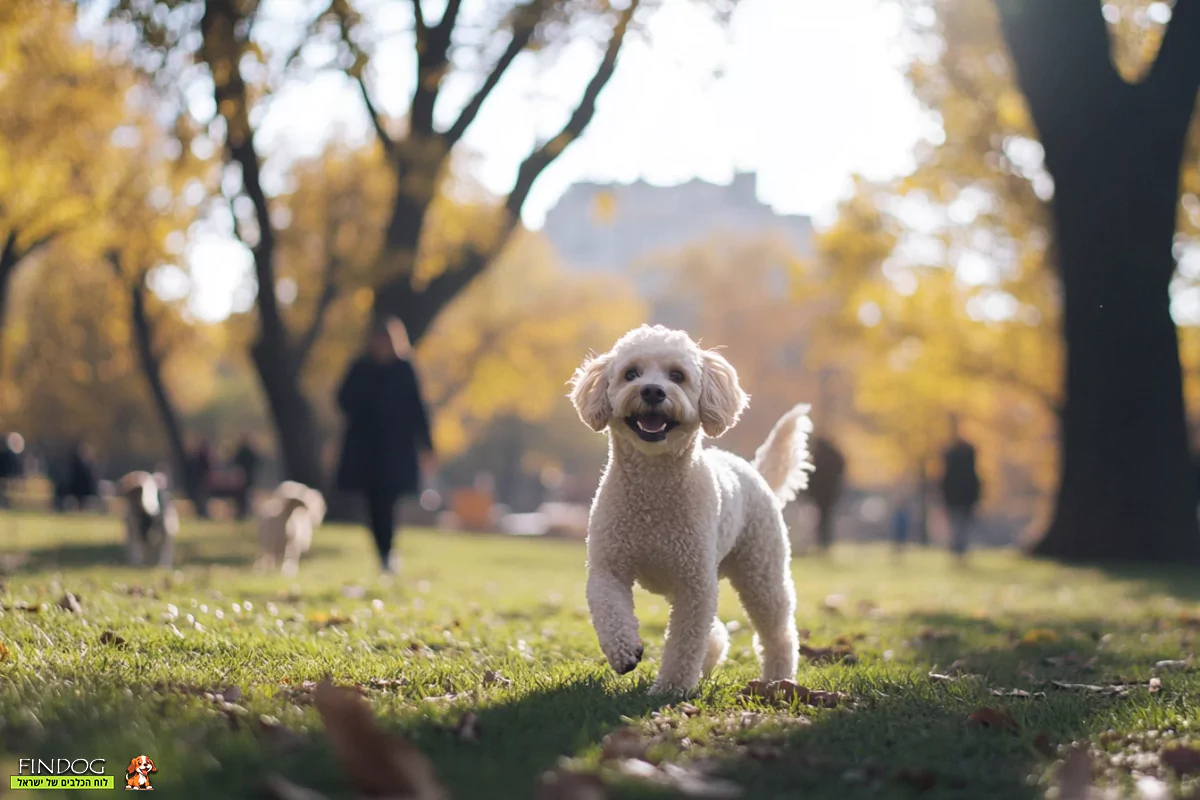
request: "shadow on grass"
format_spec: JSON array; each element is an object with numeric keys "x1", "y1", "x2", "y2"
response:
[{"x1": 10, "y1": 541, "x2": 343, "y2": 572}]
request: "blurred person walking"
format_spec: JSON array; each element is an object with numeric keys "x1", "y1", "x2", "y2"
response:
[
  {"x1": 53, "y1": 441, "x2": 99, "y2": 512},
  {"x1": 940, "y1": 415, "x2": 981, "y2": 561},
  {"x1": 231, "y1": 434, "x2": 261, "y2": 520},
  {"x1": 187, "y1": 436, "x2": 214, "y2": 518},
  {"x1": 335, "y1": 317, "x2": 435, "y2": 575},
  {"x1": 805, "y1": 436, "x2": 846, "y2": 552}
]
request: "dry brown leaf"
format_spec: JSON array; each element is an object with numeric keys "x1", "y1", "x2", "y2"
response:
[
  {"x1": 799, "y1": 643, "x2": 857, "y2": 664},
  {"x1": 262, "y1": 775, "x2": 331, "y2": 800},
  {"x1": 1162, "y1": 745, "x2": 1200, "y2": 777},
  {"x1": 1034, "y1": 733, "x2": 1056, "y2": 759},
  {"x1": 535, "y1": 769, "x2": 608, "y2": 800},
  {"x1": 99, "y1": 631, "x2": 126, "y2": 647},
  {"x1": 1058, "y1": 745, "x2": 1094, "y2": 800},
  {"x1": 481, "y1": 670, "x2": 512, "y2": 688},
  {"x1": 57, "y1": 593, "x2": 81, "y2": 613},
  {"x1": 0, "y1": 642, "x2": 10, "y2": 661},
  {"x1": 677, "y1": 702, "x2": 701, "y2": 717},
  {"x1": 313, "y1": 679, "x2": 448, "y2": 799},
  {"x1": 895, "y1": 768, "x2": 936, "y2": 793},
  {"x1": 967, "y1": 707, "x2": 1018, "y2": 732},
  {"x1": 737, "y1": 680, "x2": 848, "y2": 708}
]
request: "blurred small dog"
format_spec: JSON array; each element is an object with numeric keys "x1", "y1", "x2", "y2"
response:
[
  {"x1": 119, "y1": 471, "x2": 178, "y2": 569},
  {"x1": 257, "y1": 481, "x2": 326, "y2": 576}
]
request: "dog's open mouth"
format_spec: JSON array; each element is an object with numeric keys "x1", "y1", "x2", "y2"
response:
[{"x1": 625, "y1": 412, "x2": 679, "y2": 443}]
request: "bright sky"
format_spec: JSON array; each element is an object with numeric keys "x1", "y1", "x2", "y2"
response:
[{"x1": 187, "y1": 0, "x2": 927, "y2": 321}]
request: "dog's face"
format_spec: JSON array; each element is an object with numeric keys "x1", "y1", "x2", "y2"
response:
[
  {"x1": 569, "y1": 325, "x2": 749, "y2": 454},
  {"x1": 126, "y1": 755, "x2": 155, "y2": 776}
]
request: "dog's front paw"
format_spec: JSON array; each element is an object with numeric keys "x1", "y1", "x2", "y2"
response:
[{"x1": 603, "y1": 639, "x2": 644, "y2": 675}]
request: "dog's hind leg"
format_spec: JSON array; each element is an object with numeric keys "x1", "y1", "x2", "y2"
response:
[
  {"x1": 125, "y1": 518, "x2": 145, "y2": 567},
  {"x1": 725, "y1": 521, "x2": 799, "y2": 683},
  {"x1": 702, "y1": 617, "x2": 730, "y2": 676}
]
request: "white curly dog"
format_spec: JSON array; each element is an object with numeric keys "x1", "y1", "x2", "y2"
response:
[{"x1": 569, "y1": 324, "x2": 812, "y2": 695}]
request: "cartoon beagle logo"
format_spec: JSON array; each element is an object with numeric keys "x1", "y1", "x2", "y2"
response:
[{"x1": 124, "y1": 755, "x2": 156, "y2": 791}]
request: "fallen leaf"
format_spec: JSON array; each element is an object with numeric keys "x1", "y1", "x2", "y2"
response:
[
  {"x1": 1050, "y1": 681, "x2": 1130, "y2": 697},
  {"x1": 821, "y1": 594, "x2": 845, "y2": 613},
  {"x1": 1035, "y1": 733, "x2": 1056, "y2": 758},
  {"x1": 1162, "y1": 745, "x2": 1200, "y2": 777},
  {"x1": 895, "y1": 768, "x2": 936, "y2": 793},
  {"x1": 967, "y1": 707, "x2": 1018, "y2": 732},
  {"x1": 601, "y1": 728, "x2": 647, "y2": 761},
  {"x1": 677, "y1": 702, "x2": 701, "y2": 717},
  {"x1": 99, "y1": 631, "x2": 126, "y2": 647},
  {"x1": 738, "y1": 680, "x2": 848, "y2": 708},
  {"x1": 481, "y1": 670, "x2": 512, "y2": 688},
  {"x1": 57, "y1": 593, "x2": 81, "y2": 613},
  {"x1": 535, "y1": 769, "x2": 607, "y2": 800},
  {"x1": 0, "y1": 642, "x2": 9, "y2": 661},
  {"x1": 313, "y1": 679, "x2": 448, "y2": 799},
  {"x1": 1020, "y1": 628, "x2": 1060, "y2": 645},
  {"x1": 453, "y1": 711, "x2": 479, "y2": 742},
  {"x1": 1058, "y1": 745, "x2": 1094, "y2": 800},
  {"x1": 916, "y1": 627, "x2": 955, "y2": 642},
  {"x1": 658, "y1": 762, "x2": 743, "y2": 798},
  {"x1": 799, "y1": 643, "x2": 857, "y2": 664},
  {"x1": 988, "y1": 688, "x2": 1045, "y2": 699},
  {"x1": 221, "y1": 686, "x2": 243, "y2": 703},
  {"x1": 262, "y1": 775, "x2": 330, "y2": 800}
]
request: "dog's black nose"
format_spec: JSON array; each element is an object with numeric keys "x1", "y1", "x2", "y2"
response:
[{"x1": 640, "y1": 385, "x2": 667, "y2": 405}]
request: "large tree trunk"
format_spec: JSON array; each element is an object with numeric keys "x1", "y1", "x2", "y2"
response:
[
  {"x1": 1034, "y1": 115, "x2": 1200, "y2": 561},
  {"x1": 250, "y1": 334, "x2": 325, "y2": 491},
  {"x1": 994, "y1": 0, "x2": 1200, "y2": 561}
]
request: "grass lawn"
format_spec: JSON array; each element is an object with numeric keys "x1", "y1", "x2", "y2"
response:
[{"x1": 0, "y1": 512, "x2": 1198, "y2": 799}]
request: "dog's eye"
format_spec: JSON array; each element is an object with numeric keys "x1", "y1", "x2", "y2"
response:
[
  {"x1": 668, "y1": 370, "x2": 685, "y2": 384},
  {"x1": 624, "y1": 368, "x2": 639, "y2": 381}
]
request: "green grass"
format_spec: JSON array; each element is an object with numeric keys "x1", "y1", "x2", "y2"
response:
[{"x1": 0, "y1": 512, "x2": 1198, "y2": 799}]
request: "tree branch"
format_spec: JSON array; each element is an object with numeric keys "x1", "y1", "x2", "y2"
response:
[
  {"x1": 296, "y1": 254, "x2": 340, "y2": 367},
  {"x1": 502, "y1": 0, "x2": 639, "y2": 221},
  {"x1": 411, "y1": 0, "x2": 463, "y2": 136},
  {"x1": 1145, "y1": 0, "x2": 1200, "y2": 125},
  {"x1": 411, "y1": 0, "x2": 427, "y2": 38},
  {"x1": 443, "y1": 6, "x2": 538, "y2": 146},
  {"x1": 355, "y1": 72, "x2": 396, "y2": 157}
]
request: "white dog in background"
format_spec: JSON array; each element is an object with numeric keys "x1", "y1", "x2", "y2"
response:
[
  {"x1": 257, "y1": 481, "x2": 326, "y2": 576},
  {"x1": 570, "y1": 324, "x2": 812, "y2": 695},
  {"x1": 118, "y1": 471, "x2": 179, "y2": 568}
]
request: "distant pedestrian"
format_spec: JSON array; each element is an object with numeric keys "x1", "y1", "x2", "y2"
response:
[
  {"x1": 891, "y1": 497, "x2": 910, "y2": 557},
  {"x1": 188, "y1": 437, "x2": 214, "y2": 518},
  {"x1": 335, "y1": 317, "x2": 435, "y2": 575},
  {"x1": 231, "y1": 434, "x2": 261, "y2": 520},
  {"x1": 805, "y1": 436, "x2": 846, "y2": 552},
  {"x1": 53, "y1": 441, "x2": 99, "y2": 512},
  {"x1": 940, "y1": 415, "x2": 981, "y2": 560}
]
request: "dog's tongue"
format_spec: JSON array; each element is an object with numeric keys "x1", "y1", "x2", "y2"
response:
[{"x1": 637, "y1": 413, "x2": 668, "y2": 434}]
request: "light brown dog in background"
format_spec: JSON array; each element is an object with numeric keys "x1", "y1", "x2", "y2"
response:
[{"x1": 256, "y1": 481, "x2": 326, "y2": 576}]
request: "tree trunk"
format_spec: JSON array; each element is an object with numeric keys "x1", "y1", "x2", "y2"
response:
[
  {"x1": 122, "y1": 267, "x2": 196, "y2": 500},
  {"x1": 1033, "y1": 122, "x2": 1200, "y2": 561},
  {"x1": 250, "y1": 334, "x2": 326, "y2": 492}
]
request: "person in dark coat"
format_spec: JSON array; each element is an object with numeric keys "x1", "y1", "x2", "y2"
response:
[
  {"x1": 805, "y1": 436, "x2": 846, "y2": 552},
  {"x1": 335, "y1": 316, "x2": 435, "y2": 574},
  {"x1": 187, "y1": 437, "x2": 214, "y2": 518},
  {"x1": 940, "y1": 415, "x2": 981, "y2": 559},
  {"x1": 231, "y1": 434, "x2": 261, "y2": 520},
  {"x1": 54, "y1": 441, "x2": 99, "y2": 512}
]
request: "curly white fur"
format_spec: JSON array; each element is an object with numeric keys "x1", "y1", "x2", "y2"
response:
[
  {"x1": 119, "y1": 471, "x2": 178, "y2": 569},
  {"x1": 256, "y1": 481, "x2": 326, "y2": 577},
  {"x1": 569, "y1": 324, "x2": 812, "y2": 694}
]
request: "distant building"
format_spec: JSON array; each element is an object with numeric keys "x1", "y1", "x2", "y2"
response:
[{"x1": 540, "y1": 172, "x2": 814, "y2": 275}]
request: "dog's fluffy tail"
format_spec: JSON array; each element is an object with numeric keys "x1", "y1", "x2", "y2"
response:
[{"x1": 752, "y1": 403, "x2": 814, "y2": 505}]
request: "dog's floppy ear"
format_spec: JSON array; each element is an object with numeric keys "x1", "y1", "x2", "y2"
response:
[
  {"x1": 146, "y1": 758, "x2": 156, "y2": 773},
  {"x1": 568, "y1": 352, "x2": 612, "y2": 432},
  {"x1": 125, "y1": 758, "x2": 139, "y2": 775},
  {"x1": 699, "y1": 349, "x2": 749, "y2": 438}
]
